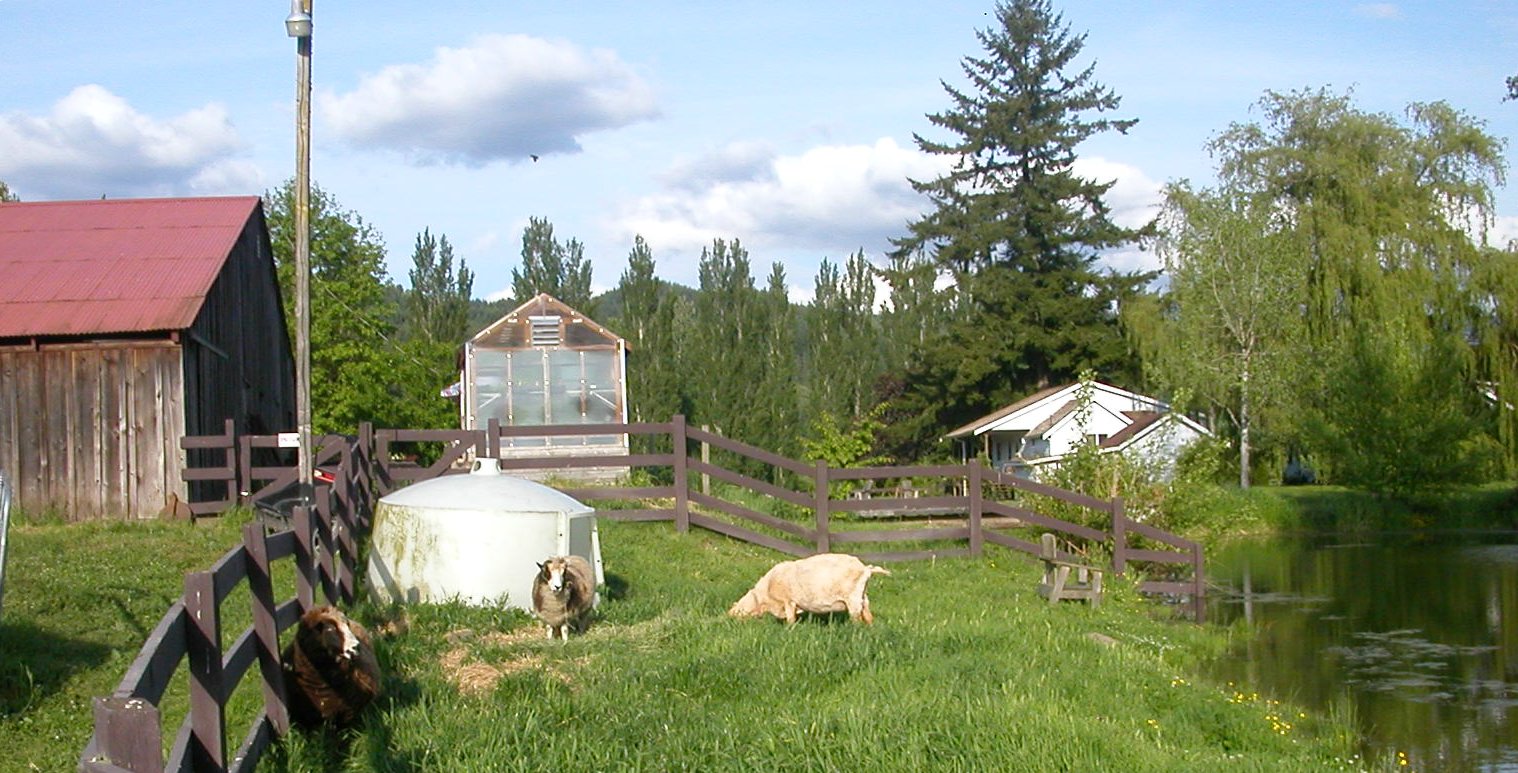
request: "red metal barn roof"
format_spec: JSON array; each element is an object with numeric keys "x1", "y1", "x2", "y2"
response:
[{"x1": 0, "y1": 196, "x2": 261, "y2": 338}]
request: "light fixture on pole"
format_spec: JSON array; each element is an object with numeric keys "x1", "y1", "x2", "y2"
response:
[{"x1": 288, "y1": 0, "x2": 314, "y2": 508}]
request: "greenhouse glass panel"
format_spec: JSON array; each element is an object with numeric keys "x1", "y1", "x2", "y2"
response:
[
  {"x1": 473, "y1": 350, "x2": 510, "y2": 428},
  {"x1": 547, "y1": 349, "x2": 586, "y2": 445},
  {"x1": 583, "y1": 350, "x2": 618, "y2": 444},
  {"x1": 506, "y1": 350, "x2": 547, "y2": 447}
]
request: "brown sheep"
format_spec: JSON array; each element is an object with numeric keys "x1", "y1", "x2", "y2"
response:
[
  {"x1": 532, "y1": 555, "x2": 597, "y2": 640},
  {"x1": 281, "y1": 605, "x2": 381, "y2": 728},
  {"x1": 729, "y1": 553, "x2": 891, "y2": 624}
]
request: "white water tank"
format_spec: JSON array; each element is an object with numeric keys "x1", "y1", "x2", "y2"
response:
[{"x1": 365, "y1": 458, "x2": 603, "y2": 609}]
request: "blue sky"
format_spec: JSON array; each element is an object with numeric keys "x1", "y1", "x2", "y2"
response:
[{"x1": 3, "y1": 1, "x2": 1516, "y2": 301}]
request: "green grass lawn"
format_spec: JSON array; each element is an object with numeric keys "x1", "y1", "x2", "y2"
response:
[{"x1": 3, "y1": 513, "x2": 1371, "y2": 772}]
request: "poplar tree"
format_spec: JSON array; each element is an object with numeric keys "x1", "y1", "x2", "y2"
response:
[
  {"x1": 511, "y1": 217, "x2": 593, "y2": 310},
  {"x1": 806, "y1": 250, "x2": 881, "y2": 422},
  {"x1": 405, "y1": 228, "x2": 474, "y2": 346},
  {"x1": 615, "y1": 236, "x2": 685, "y2": 427}
]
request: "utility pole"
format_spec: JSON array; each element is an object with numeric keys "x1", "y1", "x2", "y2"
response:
[{"x1": 286, "y1": 0, "x2": 314, "y2": 505}]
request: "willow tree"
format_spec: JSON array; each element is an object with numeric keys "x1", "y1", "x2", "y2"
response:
[
  {"x1": 1205, "y1": 90, "x2": 1508, "y2": 492},
  {"x1": 1138, "y1": 184, "x2": 1305, "y2": 488}
]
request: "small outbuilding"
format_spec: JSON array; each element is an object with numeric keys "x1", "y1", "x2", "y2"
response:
[
  {"x1": 946, "y1": 380, "x2": 1210, "y2": 481},
  {"x1": 0, "y1": 196, "x2": 294, "y2": 519},
  {"x1": 460, "y1": 293, "x2": 628, "y2": 479}
]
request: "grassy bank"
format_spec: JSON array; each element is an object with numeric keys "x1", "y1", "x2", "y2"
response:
[
  {"x1": 1164, "y1": 482, "x2": 1518, "y2": 539},
  {"x1": 4, "y1": 514, "x2": 1369, "y2": 771}
]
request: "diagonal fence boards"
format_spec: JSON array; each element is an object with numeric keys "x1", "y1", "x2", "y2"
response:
[{"x1": 80, "y1": 415, "x2": 1202, "y2": 772}]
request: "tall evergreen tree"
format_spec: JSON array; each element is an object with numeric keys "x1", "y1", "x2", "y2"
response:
[
  {"x1": 882, "y1": 0, "x2": 1150, "y2": 460},
  {"x1": 511, "y1": 217, "x2": 593, "y2": 310},
  {"x1": 0, "y1": 179, "x2": 17, "y2": 202}
]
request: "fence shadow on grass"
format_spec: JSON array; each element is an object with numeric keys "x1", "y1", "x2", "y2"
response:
[{"x1": 0, "y1": 622, "x2": 112, "y2": 714}]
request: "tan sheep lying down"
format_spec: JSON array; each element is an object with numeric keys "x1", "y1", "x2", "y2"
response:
[{"x1": 729, "y1": 553, "x2": 891, "y2": 624}]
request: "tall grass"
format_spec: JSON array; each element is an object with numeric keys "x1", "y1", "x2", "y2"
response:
[{"x1": 261, "y1": 520, "x2": 1361, "y2": 772}]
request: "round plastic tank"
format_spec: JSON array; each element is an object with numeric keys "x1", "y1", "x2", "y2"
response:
[{"x1": 365, "y1": 458, "x2": 603, "y2": 609}]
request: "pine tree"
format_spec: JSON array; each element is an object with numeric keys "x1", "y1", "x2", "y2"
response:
[{"x1": 881, "y1": 0, "x2": 1150, "y2": 460}]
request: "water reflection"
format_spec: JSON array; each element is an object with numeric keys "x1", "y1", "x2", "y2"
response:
[{"x1": 1207, "y1": 534, "x2": 1518, "y2": 772}]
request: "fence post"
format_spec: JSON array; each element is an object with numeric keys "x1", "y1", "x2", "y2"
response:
[
  {"x1": 183, "y1": 570, "x2": 225, "y2": 771},
  {"x1": 314, "y1": 491, "x2": 338, "y2": 607},
  {"x1": 487, "y1": 418, "x2": 501, "y2": 458},
  {"x1": 237, "y1": 434, "x2": 253, "y2": 503},
  {"x1": 222, "y1": 419, "x2": 238, "y2": 507},
  {"x1": 700, "y1": 425, "x2": 711, "y2": 496},
  {"x1": 1192, "y1": 544, "x2": 1207, "y2": 624},
  {"x1": 85, "y1": 697, "x2": 164, "y2": 773},
  {"x1": 319, "y1": 486, "x2": 351, "y2": 605},
  {"x1": 294, "y1": 506, "x2": 315, "y2": 611},
  {"x1": 356, "y1": 423, "x2": 375, "y2": 531},
  {"x1": 242, "y1": 524, "x2": 291, "y2": 736},
  {"x1": 968, "y1": 463, "x2": 983, "y2": 557},
  {"x1": 814, "y1": 461, "x2": 830, "y2": 554},
  {"x1": 1111, "y1": 497, "x2": 1128, "y2": 576},
  {"x1": 672, "y1": 415, "x2": 689, "y2": 532}
]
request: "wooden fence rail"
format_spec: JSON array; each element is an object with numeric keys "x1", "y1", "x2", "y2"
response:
[
  {"x1": 79, "y1": 436, "x2": 364, "y2": 772},
  {"x1": 84, "y1": 415, "x2": 1204, "y2": 771}
]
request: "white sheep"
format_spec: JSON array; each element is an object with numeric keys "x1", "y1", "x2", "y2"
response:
[
  {"x1": 531, "y1": 555, "x2": 597, "y2": 640},
  {"x1": 728, "y1": 553, "x2": 891, "y2": 624}
]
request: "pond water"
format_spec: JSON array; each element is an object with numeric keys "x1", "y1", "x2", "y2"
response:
[{"x1": 1206, "y1": 534, "x2": 1518, "y2": 771}]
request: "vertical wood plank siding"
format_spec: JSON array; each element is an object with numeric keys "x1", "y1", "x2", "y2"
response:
[
  {"x1": 0, "y1": 342, "x2": 183, "y2": 520},
  {"x1": 0, "y1": 205, "x2": 294, "y2": 521}
]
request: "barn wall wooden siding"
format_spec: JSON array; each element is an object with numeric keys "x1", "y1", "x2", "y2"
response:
[
  {"x1": 0, "y1": 341, "x2": 185, "y2": 521},
  {"x1": 0, "y1": 206, "x2": 294, "y2": 521}
]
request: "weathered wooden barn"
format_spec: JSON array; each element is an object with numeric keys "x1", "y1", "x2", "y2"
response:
[{"x1": 0, "y1": 196, "x2": 294, "y2": 519}]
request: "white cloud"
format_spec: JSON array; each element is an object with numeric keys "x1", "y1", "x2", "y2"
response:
[
  {"x1": 1488, "y1": 214, "x2": 1518, "y2": 249},
  {"x1": 0, "y1": 85, "x2": 252, "y2": 199},
  {"x1": 1354, "y1": 4, "x2": 1402, "y2": 19},
  {"x1": 322, "y1": 34, "x2": 658, "y2": 166},
  {"x1": 613, "y1": 137, "x2": 944, "y2": 259},
  {"x1": 613, "y1": 139, "x2": 1165, "y2": 276},
  {"x1": 1072, "y1": 156, "x2": 1165, "y2": 274}
]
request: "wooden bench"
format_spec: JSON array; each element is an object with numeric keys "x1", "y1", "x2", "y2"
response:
[{"x1": 1037, "y1": 533, "x2": 1103, "y2": 607}]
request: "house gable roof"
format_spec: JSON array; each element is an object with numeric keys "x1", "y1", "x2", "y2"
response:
[
  {"x1": 469, "y1": 292, "x2": 626, "y2": 350},
  {"x1": 0, "y1": 196, "x2": 260, "y2": 338},
  {"x1": 945, "y1": 381, "x2": 1165, "y2": 439},
  {"x1": 1100, "y1": 411, "x2": 1212, "y2": 453}
]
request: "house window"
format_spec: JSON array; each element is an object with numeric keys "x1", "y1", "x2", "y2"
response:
[
  {"x1": 1084, "y1": 433, "x2": 1109, "y2": 446},
  {"x1": 529, "y1": 316, "x2": 560, "y2": 347}
]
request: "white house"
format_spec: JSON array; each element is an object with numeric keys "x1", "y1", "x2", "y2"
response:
[{"x1": 945, "y1": 381, "x2": 1211, "y2": 481}]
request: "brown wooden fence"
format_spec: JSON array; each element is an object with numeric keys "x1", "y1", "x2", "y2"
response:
[
  {"x1": 79, "y1": 436, "x2": 371, "y2": 772},
  {"x1": 81, "y1": 414, "x2": 1203, "y2": 771}
]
